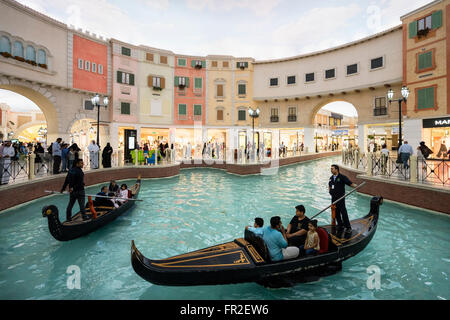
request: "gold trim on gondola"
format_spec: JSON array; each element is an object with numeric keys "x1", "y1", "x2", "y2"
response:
[
  {"x1": 152, "y1": 250, "x2": 251, "y2": 268},
  {"x1": 160, "y1": 242, "x2": 240, "y2": 261},
  {"x1": 330, "y1": 216, "x2": 373, "y2": 245},
  {"x1": 246, "y1": 245, "x2": 265, "y2": 263}
]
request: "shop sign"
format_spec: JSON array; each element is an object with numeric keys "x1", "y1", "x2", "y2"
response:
[
  {"x1": 332, "y1": 129, "x2": 348, "y2": 136},
  {"x1": 422, "y1": 116, "x2": 450, "y2": 128}
]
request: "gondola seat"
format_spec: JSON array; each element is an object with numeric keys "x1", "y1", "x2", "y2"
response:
[
  {"x1": 244, "y1": 229, "x2": 271, "y2": 263},
  {"x1": 317, "y1": 227, "x2": 329, "y2": 254}
]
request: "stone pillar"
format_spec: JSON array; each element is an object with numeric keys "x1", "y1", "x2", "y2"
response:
[
  {"x1": 134, "y1": 149, "x2": 138, "y2": 166},
  {"x1": 403, "y1": 119, "x2": 423, "y2": 151},
  {"x1": 29, "y1": 153, "x2": 35, "y2": 180},
  {"x1": 358, "y1": 124, "x2": 368, "y2": 153},
  {"x1": 410, "y1": 155, "x2": 417, "y2": 183},
  {"x1": 367, "y1": 152, "x2": 373, "y2": 176},
  {"x1": 118, "y1": 149, "x2": 124, "y2": 167},
  {"x1": 303, "y1": 126, "x2": 315, "y2": 154},
  {"x1": 354, "y1": 150, "x2": 359, "y2": 169}
]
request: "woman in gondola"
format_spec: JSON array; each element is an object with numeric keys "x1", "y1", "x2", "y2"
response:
[{"x1": 102, "y1": 142, "x2": 113, "y2": 168}]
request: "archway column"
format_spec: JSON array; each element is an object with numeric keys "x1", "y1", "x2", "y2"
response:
[
  {"x1": 358, "y1": 124, "x2": 368, "y2": 152},
  {"x1": 403, "y1": 119, "x2": 422, "y2": 150},
  {"x1": 303, "y1": 126, "x2": 315, "y2": 154}
]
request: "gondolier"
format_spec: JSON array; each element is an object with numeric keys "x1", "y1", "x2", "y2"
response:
[
  {"x1": 61, "y1": 158, "x2": 89, "y2": 222},
  {"x1": 329, "y1": 164, "x2": 357, "y2": 233}
]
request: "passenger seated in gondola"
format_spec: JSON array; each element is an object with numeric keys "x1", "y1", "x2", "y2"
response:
[
  {"x1": 262, "y1": 216, "x2": 299, "y2": 261},
  {"x1": 108, "y1": 180, "x2": 119, "y2": 196},
  {"x1": 286, "y1": 205, "x2": 310, "y2": 250},
  {"x1": 245, "y1": 217, "x2": 264, "y2": 237},
  {"x1": 300, "y1": 220, "x2": 320, "y2": 255},
  {"x1": 114, "y1": 184, "x2": 131, "y2": 206},
  {"x1": 93, "y1": 186, "x2": 114, "y2": 207}
]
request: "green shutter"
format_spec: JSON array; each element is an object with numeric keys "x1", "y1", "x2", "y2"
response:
[
  {"x1": 245, "y1": 62, "x2": 248, "y2": 68},
  {"x1": 117, "y1": 71, "x2": 122, "y2": 83},
  {"x1": 238, "y1": 84, "x2": 246, "y2": 95},
  {"x1": 202, "y1": 60, "x2": 206, "y2": 68},
  {"x1": 431, "y1": 10, "x2": 442, "y2": 29},
  {"x1": 121, "y1": 102, "x2": 130, "y2": 115},
  {"x1": 426, "y1": 87, "x2": 435, "y2": 109},
  {"x1": 195, "y1": 78, "x2": 202, "y2": 89},
  {"x1": 418, "y1": 87, "x2": 435, "y2": 109},
  {"x1": 418, "y1": 51, "x2": 433, "y2": 71},
  {"x1": 409, "y1": 21, "x2": 417, "y2": 38},
  {"x1": 122, "y1": 47, "x2": 131, "y2": 56},
  {"x1": 179, "y1": 104, "x2": 187, "y2": 115},
  {"x1": 174, "y1": 76, "x2": 179, "y2": 86},
  {"x1": 129, "y1": 74, "x2": 135, "y2": 86},
  {"x1": 191, "y1": 60, "x2": 196, "y2": 67},
  {"x1": 185, "y1": 77, "x2": 189, "y2": 88},
  {"x1": 194, "y1": 105, "x2": 202, "y2": 115}
]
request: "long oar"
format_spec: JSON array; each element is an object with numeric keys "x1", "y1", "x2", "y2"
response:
[
  {"x1": 310, "y1": 181, "x2": 366, "y2": 220},
  {"x1": 44, "y1": 190, "x2": 143, "y2": 202}
]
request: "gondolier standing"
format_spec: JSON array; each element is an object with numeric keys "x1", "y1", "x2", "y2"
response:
[
  {"x1": 61, "y1": 158, "x2": 89, "y2": 221},
  {"x1": 329, "y1": 164, "x2": 357, "y2": 234}
]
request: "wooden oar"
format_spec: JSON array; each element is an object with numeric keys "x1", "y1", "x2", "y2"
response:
[
  {"x1": 310, "y1": 181, "x2": 366, "y2": 220},
  {"x1": 44, "y1": 190, "x2": 143, "y2": 202}
]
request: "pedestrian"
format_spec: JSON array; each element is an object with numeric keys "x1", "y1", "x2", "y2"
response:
[
  {"x1": 102, "y1": 142, "x2": 113, "y2": 168},
  {"x1": 60, "y1": 158, "x2": 89, "y2": 221},
  {"x1": 88, "y1": 140, "x2": 100, "y2": 169},
  {"x1": 51, "y1": 138, "x2": 62, "y2": 174},
  {"x1": 61, "y1": 143, "x2": 69, "y2": 172},
  {"x1": 398, "y1": 141, "x2": 413, "y2": 169},
  {"x1": 436, "y1": 142, "x2": 447, "y2": 159},
  {"x1": 329, "y1": 164, "x2": 358, "y2": 233},
  {"x1": 418, "y1": 141, "x2": 433, "y2": 159},
  {"x1": 1, "y1": 140, "x2": 15, "y2": 185}
]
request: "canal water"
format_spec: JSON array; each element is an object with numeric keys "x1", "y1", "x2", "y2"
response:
[{"x1": 0, "y1": 157, "x2": 449, "y2": 299}]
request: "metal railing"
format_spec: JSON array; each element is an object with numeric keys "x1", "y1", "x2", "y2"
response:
[{"x1": 417, "y1": 158, "x2": 450, "y2": 186}]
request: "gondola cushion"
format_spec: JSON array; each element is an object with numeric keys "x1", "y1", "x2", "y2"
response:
[{"x1": 317, "y1": 227, "x2": 329, "y2": 253}]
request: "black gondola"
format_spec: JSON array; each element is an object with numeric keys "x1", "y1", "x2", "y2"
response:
[
  {"x1": 42, "y1": 177, "x2": 141, "y2": 241},
  {"x1": 131, "y1": 196, "x2": 382, "y2": 286}
]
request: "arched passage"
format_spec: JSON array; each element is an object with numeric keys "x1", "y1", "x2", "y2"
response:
[{"x1": 69, "y1": 118, "x2": 108, "y2": 150}]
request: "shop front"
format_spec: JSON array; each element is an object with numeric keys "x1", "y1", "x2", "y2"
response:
[
  {"x1": 279, "y1": 129, "x2": 303, "y2": 153},
  {"x1": 422, "y1": 116, "x2": 450, "y2": 158},
  {"x1": 140, "y1": 127, "x2": 170, "y2": 148}
]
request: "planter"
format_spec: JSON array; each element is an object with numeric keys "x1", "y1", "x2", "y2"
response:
[
  {"x1": 417, "y1": 28, "x2": 429, "y2": 38},
  {"x1": 153, "y1": 87, "x2": 162, "y2": 91},
  {"x1": 38, "y1": 63, "x2": 48, "y2": 69},
  {"x1": 0, "y1": 51, "x2": 12, "y2": 58},
  {"x1": 25, "y1": 60, "x2": 37, "y2": 66},
  {"x1": 14, "y1": 56, "x2": 25, "y2": 62}
]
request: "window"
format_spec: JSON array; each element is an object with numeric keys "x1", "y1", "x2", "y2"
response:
[
  {"x1": 417, "y1": 86, "x2": 436, "y2": 110},
  {"x1": 117, "y1": 71, "x2": 135, "y2": 85},
  {"x1": 160, "y1": 55, "x2": 167, "y2": 64},
  {"x1": 194, "y1": 78, "x2": 202, "y2": 89},
  {"x1": 347, "y1": 64, "x2": 358, "y2": 75},
  {"x1": 91, "y1": 62, "x2": 97, "y2": 73},
  {"x1": 371, "y1": 57, "x2": 383, "y2": 70},
  {"x1": 417, "y1": 50, "x2": 433, "y2": 72},
  {"x1": 270, "y1": 78, "x2": 278, "y2": 86},
  {"x1": 418, "y1": 15, "x2": 432, "y2": 31},
  {"x1": 216, "y1": 84, "x2": 224, "y2": 97},
  {"x1": 146, "y1": 53, "x2": 154, "y2": 62},
  {"x1": 287, "y1": 75, "x2": 296, "y2": 85},
  {"x1": 270, "y1": 108, "x2": 279, "y2": 122},
  {"x1": 238, "y1": 83, "x2": 246, "y2": 95},
  {"x1": 177, "y1": 58, "x2": 186, "y2": 66},
  {"x1": 175, "y1": 76, "x2": 188, "y2": 87},
  {"x1": 409, "y1": 10, "x2": 442, "y2": 38},
  {"x1": 193, "y1": 105, "x2": 202, "y2": 120},
  {"x1": 98, "y1": 64, "x2": 104, "y2": 75},
  {"x1": 13, "y1": 41, "x2": 23, "y2": 57},
  {"x1": 374, "y1": 97, "x2": 387, "y2": 116},
  {"x1": 121, "y1": 47, "x2": 131, "y2": 56},
  {"x1": 325, "y1": 68, "x2": 335, "y2": 79},
  {"x1": 85, "y1": 60, "x2": 90, "y2": 71},
  {"x1": 192, "y1": 60, "x2": 205, "y2": 68},
  {"x1": 84, "y1": 99, "x2": 94, "y2": 110},
  {"x1": 178, "y1": 104, "x2": 187, "y2": 120},
  {"x1": 26, "y1": 46, "x2": 36, "y2": 62},
  {"x1": 288, "y1": 107, "x2": 296, "y2": 122},
  {"x1": 37, "y1": 49, "x2": 46, "y2": 65},
  {"x1": 211, "y1": 61, "x2": 218, "y2": 67},
  {"x1": 0, "y1": 36, "x2": 11, "y2": 54},
  {"x1": 222, "y1": 61, "x2": 229, "y2": 68},
  {"x1": 217, "y1": 109, "x2": 224, "y2": 121},
  {"x1": 78, "y1": 58, "x2": 84, "y2": 69},
  {"x1": 305, "y1": 73, "x2": 315, "y2": 82},
  {"x1": 238, "y1": 110, "x2": 246, "y2": 121},
  {"x1": 121, "y1": 102, "x2": 131, "y2": 115},
  {"x1": 237, "y1": 62, "x2": 248, "y2": 69},
  {"x1": 153, "y1": 77, "x2": 161, "y2": 88}
]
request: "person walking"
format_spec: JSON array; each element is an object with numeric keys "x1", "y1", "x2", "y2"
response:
[
  {"x1": 0, "y1": 141, "x2": 15, "y2": 185},
  {"x1": 102, "y1": 142, "x2": 113, "y2": 168},
  {"x1": 60, "y1": 158, "x2": 89, "y2": 221},
  {"x1": 61, "y1": 143, "x2": 69, "y2": 172},
  {"x1": 418, "y1": 141, "x2": 433, "y2": 159},
  {"x1": 329, "y1": 164, "x2": 358, "y2": 233},
  {"x1": 51, "y1": 138, "x2": 62, "y2": 174},
  {"x1": 88, "y1": 140, "x2": 100, "y2": 169},
  {"x1": 398, "y1": 140, "x2": 413, "y2": 169}
]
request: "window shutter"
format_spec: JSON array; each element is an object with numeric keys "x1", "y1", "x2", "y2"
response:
[
  {"x1": 409, "y1": 21, "x2": 417, "y2": 38},
  {"x1": 217, "y1": 110, "x2": 223, "y2": 120},
  {"x1": 245, "y1": 62, "x2": 248, "y2": 68},
  {"x1": 148, "y1": 76, "x2": 153, "y2": 87},
  {"x1": 174, "y1": 76, "x2": 179, "y2": 86},
  {"x1": 236, "y1": 62, "x2": 240, "y2": 68},
  {"x1": 129, "y1": 74, "x2": 135, "y2": 86},
  {"x1": 160, "y1": 77, "x2": 165, "y2": 89},
  {"x1": 185, "y1": 77, "x2": 190, "y2": 88},
  {"x1": 146, "y1": 53, "x2": 153, "y2": 61},
  {"x1": 202, "y1": 60, "x2": 206, "y2": 68},
  {"x1": 217, "y1": 84, "x2": 223, "y2": 96},
  {"x1": 426, "y1": 87, "x2": 435, "y2": 109},
  {"x1": 431, "y1": 10, "x2": 442, "y2": 29},
  {"x1": 117, "y1": 71, "x2": 123, "y2": 83},
  {"x1": 212, "y1": 61, "x2": 217, "y2": 67}
]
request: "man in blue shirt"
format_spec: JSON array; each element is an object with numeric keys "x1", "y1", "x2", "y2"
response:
[
  {"x1": 262, "y1": 216, "x2": 299, "y2": 261},
  {"x1": 245, "y1": 217, "x2": 264, "y2": 237},
  {"x1": 398, "y1": 140, "x2": 413, "y2": 169}
]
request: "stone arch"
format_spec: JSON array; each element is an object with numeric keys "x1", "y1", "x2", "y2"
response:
[
  {"x1": 13, "y1": 119, "x2": 47, "y2": 139},
  {"x1": 309, "y1": 97, "x2": 359, "y2": 125},
  {"x1": 0, "y1": 76, "x2": 59, "y2": 140}
]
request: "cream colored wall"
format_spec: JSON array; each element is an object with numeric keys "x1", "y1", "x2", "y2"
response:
[
  {"x1": 206, "y1": 58, "x2": 233, "y2": 126},
  {"x1": 253, "y1": 28, "x2": 403, "y2": 100},
  {"x1": 233, "y1": 59, "x2": 256, "y2": 128}
]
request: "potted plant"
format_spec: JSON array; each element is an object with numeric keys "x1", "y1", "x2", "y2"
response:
[
  {"x1": 0, "y1": 51, "x2": 11, "y2": 58},
  {"x1": 417, "y1": 28, "x2": 429, "y2": 38},
  {"x1": 38, "y1": 63, "x2": 47, "y2": 69},
  {"x1": 14, "y1": 56, "x2": 25, "y2": 62}
]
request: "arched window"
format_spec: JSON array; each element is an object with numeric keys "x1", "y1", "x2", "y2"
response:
[
  {"x1": 0, "y1": 36, "x2": 11, "y2": 54},
  {"x1": 37, "y1": 49, "x2": 46, "y2": 65},
  {"x1": 13, "y1": 41, "x2": 24, "y2": 57},
  {"x1": 26, "y1": 45, "x2": 36, "y2": 62}
]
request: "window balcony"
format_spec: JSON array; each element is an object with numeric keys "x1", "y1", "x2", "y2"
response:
[
  {"x1": 288, "y1": 115, "x2": 297, "y2": 122},
  {"x1": 373, "y1": 108, "x2": 387, "y2": 116},
  {"x1": 270, "y1": 115, "x2": 279, "y2": 122}
]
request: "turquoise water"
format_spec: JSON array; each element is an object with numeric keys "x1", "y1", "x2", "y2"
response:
[{"x1": 0, "y1": 157, "x2": 449, "y2": 300}]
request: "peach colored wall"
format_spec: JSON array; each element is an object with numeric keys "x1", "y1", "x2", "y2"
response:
[
  {"x1": 73, "y1": 35, "x2": 107, "y2": 94},
  {"x1": 174, "y1": 57, "x2": 206, "y2": 125}
]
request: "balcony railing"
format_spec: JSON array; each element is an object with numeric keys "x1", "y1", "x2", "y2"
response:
[
  {"x1": 288, "y1": 115, "x2": 297, "y2": 122},
  {"x1": 373, "y1": 108, "x2": 387, "y2": 116},
  {"x1": 270, "y1": 115, "x2": 279, "y2": 122}
]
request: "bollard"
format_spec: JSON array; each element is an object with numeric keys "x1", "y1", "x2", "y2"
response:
[
  {"x1": 29, "y1": 153, "x2": 35, "y2": 180},
  {"x1": 331, "y1": 204, "x2": 336, "y2": 226},
  {"x1": 410, "y1": 155, "x2": 417, "y2": 183},
  {"x1": 367, "y1": 152, "x2": 373, "y2": 176}
]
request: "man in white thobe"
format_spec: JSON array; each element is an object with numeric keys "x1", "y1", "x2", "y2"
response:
[
  {"x1": 88, "y1": 140, "x2": 100, "y2": 169},
  {"x1": 1, "y1": 141, "x2": 15, "y2": 185}
]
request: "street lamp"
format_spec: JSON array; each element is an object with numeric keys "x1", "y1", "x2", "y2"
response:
[
  {"x1": 387, "y1": 86, "x2": 409, "y2": 149},
  {"x1": 248, "y1": 107, "x2": 260, "y2": 159},
  {"x1": 91, "y1": 93, "x2": 109, "y2": 164}
]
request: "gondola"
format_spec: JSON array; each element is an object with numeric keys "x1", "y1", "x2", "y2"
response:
[
  {"x1": 42, "y1": 177, "x2": 141, "y2": 241},
  {"x1": 131, "y1": 196, "x2": 382, "y2": 286}
]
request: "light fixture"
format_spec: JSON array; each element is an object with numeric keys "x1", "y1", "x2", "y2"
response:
[
  {"x1": 91, "y1": 93, "x2": 100, "y2": 106},
  {"x1": 80, "y1": 129, "x2": 85, "y2": 135},
  {"x1": 401, "y1": 86, "x2": 409, "y2": 99},
  {"x1": 387, "y1": 89, "x2": 394, "y2": 101},
  {"x1": 103, "y1": 96, "x2": 109, "y2": 106}
]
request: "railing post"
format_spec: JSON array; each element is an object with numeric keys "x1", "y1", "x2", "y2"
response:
[
  {"x1": 118, "y1": 149, "x2": 124, "y2": 167},
  {"x1": 353, "y1": 150, "x2": 359, "y2": 169},
  {"x1": 410, "y1": 155, "x2": 417, "y2": 183},
  {"x1": 367, "y1": 152, "x2": 373, "y2": 176},
  {"x1": 134, "y1": 149, "x2": 138, "y2": 166},
  {"x1": 28, "y1": 153, "x2": 35, "y2": 180},
  {"x1": 155, "y1": 149, "x2": 158, "y2": 166}
]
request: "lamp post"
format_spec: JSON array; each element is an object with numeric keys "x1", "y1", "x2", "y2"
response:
[
  {"x1": 387, "y1": 86, "x2": 409, "y2": 149},
  {"x1": 248, "y1": 107, "x2": 260, "y2": 162},
  {"x1": 91, "y1": 93, "x2": 109, "y2": 165}
]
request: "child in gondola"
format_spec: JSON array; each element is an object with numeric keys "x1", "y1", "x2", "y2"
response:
[{"x1": 303, "y1": 220, "x2": 320, "y2": 255}]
